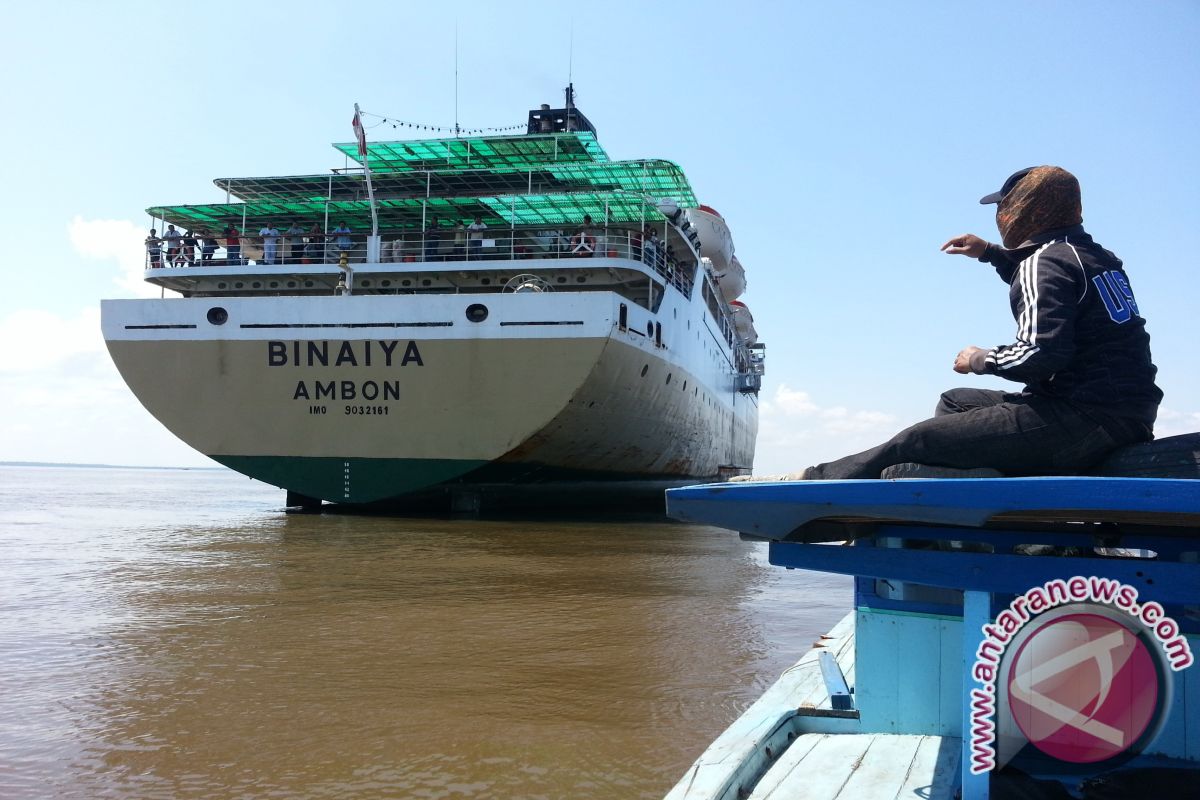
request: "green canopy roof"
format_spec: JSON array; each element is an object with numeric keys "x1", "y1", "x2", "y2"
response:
[
  {"x1": 148, "y1": 191, "x2": 667, "y2": 233},
  {"x1": 212, "y1": 159, "x2": 696, "y2": 207},
  {"x1": 332, "y1": 131, "x2": 608, "y2": 172}
]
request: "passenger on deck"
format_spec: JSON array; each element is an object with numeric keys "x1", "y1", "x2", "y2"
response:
[
  {"x1": 332, "y1": 221, "x2": 353, "y2": 258},
  {"x1": 738, "y1": 166, "x2": 1162, "y2": 481},
  {"x1": 180, "y1": 230, "x2": 198, "y2": 266},
  {"x1": 145, "y1": 229, "x2": 162, "y2": 268},
  {"x1": 467, "y1": 215, "x2": 487, "y2": 260},
  {"x1": 570, "y1": 215, "x2": 597, "y2": 257},
  {"x1": 643, "y1": 228, "x2": 659, "y2": 269},
  {"x1": 630, "y1": 226, "x2": 643, "y2": 262},
  {"x1": 304, "y1": 223, "x2": 324, "y2": 263},
  {"x1": 424, "y1": 217, "x2": 442, "y2": 262},
  {"x1": 223, "y1": 224, "x2": 241, "y2": 265},
  {"x1": 199, "y1": 229, "x2": 217, "y2": 264},
  {"x1": 162, "y1": 224, "x2": 182, "y2": 266},
  {"x1": 285, "y1": 221, "x2": 305, "y2": 265},
  {"x1": 259, "y1": 222, "x2": 280, "y2": 265}
]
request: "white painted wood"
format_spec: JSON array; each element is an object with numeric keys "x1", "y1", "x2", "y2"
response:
[
  {"x1": 747, "y1": 734, "x2": 960, "y2": 800},
  {"x1": 894, "y1": 735, "x2": 960, "y2": 800},
  {"x1": 749, "y1": 733, "x2": 869, "y2": 799}
]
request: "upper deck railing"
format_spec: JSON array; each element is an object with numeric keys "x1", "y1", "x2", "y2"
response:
[{"x1": 145, "y1": 225, "x2": 698, "y2": 298}]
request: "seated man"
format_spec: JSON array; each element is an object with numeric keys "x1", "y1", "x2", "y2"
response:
[{"x1": 749, "y1": 166, "x2": 1162, "y2": 481}]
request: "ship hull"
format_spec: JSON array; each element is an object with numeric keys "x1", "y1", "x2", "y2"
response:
[{"x1": 103, "y1": 290, "x2": 757, "y2": 506}]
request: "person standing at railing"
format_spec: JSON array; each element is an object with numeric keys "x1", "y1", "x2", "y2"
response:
[
  {"x1": 304, "y1": 222, "x2": 324, "y2": 263},
  {"x1": 630, "y1": 226, "x2": 643, "y2": 262},
  {"x1": 223, "y1": 223, "x2": 241, "y2": 265},
  {"x1": 181, "y1": 230, "x2": 198, "y2": 266},
  {"x1": 163, "y1": 224, "x2": 182, "y2": 267},
  {"x1": 332, "y1": 221, "x2": 353, "y2": 259},
  {"x1": 424, "y1": 217, "x2": 442, "y2": 262},
  {"x1": 259, "y1": 222, "x2": 280, "y2": 265},
  {"x1": 145, "y1": 229, "x2": 163, "y2": 268},
  {"x1": 570, "y1": 215, "x2": 597, "y2": 257},
  {"x1": 199, "y1": 229, "x2": 217, "y2": 264},
  {"x1": 467, "y1": 215, "x2": 487, "y2": 260},
  {"x1": 284, "y1": 221, "x2": 305, "y2": 265},
  {"x1": 643, "y1": 228, "x2": 659, "y2": 269}
]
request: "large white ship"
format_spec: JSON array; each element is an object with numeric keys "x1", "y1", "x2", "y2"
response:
[{"x1": 101, "y1": 89, "x2": 764, "y2": 510}]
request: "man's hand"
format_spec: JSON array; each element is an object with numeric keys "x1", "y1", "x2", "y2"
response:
[
  {"x1": 954, "y1": 345, "x2": 986, "y2": 374},
  {"x1": 941, "y1": 233, "x2": 989, "y2": 258}
]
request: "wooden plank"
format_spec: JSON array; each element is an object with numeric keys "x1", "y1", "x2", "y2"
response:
[
  {"x1": 855, "y1": 611, "x2": 900, "y2": 733},
  {"x1": 750, "y1": 734, "x2": 961, "y2": 800},
  {"x1": 893, "y1": 735, "x2": 961, "y2": 800},
  {"x1": 749, "y1": 733, "x2": 872, "y2": 799},
  {"x1": 838, "y1": 734, "x2": 926, "y2": 799},
  {"x1": 819, "y1": 651, "x2": 853, "y2": 710}
]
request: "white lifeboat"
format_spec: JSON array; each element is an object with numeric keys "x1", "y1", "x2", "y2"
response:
[
  {"x1": 728, "y1": 300, "x2": 758, "y2": 343},
  {"x1": 716, "y1": 254, "x2": 746, "y2": 302},
  {"x1": 684, "y1": 205, "x2": 734, "y2": 273}
]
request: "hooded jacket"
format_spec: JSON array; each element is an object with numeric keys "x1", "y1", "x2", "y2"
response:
[{"x1": 974, "y1": 224, "x2": 1162, "y2": 428}]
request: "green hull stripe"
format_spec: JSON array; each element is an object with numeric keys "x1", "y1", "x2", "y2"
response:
[{"x1": 215, "y1": 455, "x2": 488, "y2": 504}]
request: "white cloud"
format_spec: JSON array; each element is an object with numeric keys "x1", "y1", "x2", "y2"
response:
[
  {"x1": 753, "y1": 383, "x2": 900, "y2": 474},
  {"x1": 1155, "y1": 408, "x2": 1200, "y2": 439},
  {"x1": 67, "y1": 216, "x2": 162, "y2": 298},
  {"x1": 0, "y1": 307, "x2": 104, "y2": 372},
  {"x1": 0, "y1": 304, "x2": 211, "y2": 467}
]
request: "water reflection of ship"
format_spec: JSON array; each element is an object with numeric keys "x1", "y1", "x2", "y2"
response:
[{"x1": 102, "y1": 87, "x2": 765, "y2": 512}]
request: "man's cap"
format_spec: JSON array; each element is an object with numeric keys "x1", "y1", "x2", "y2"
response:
[{"x1": 979, "y1": 167, "x2": 1036, "y2": 204}]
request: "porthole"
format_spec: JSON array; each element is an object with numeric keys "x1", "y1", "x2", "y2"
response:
[
  {"x1": 269, "y1": 281, "x2": 279, "y2": 288},
  {"x1": 217, "y1": 282, "x2": 227, "y2": 289},
  {"x1": 361, "y1": 279, "x2": 371, "y2": 287},
  {"x1": 498, "y1": 276, "x2": 508, "y2": 283},
  {"x1": 234, "y1": 282, "x2": 244, "y2": 289},
  {"x1": 422, "y1": 279, "x2": 432, "y2": 287},
  {"x1": 682, "y1": 380, "x2": 687, "y2": 391},
  {"x1": 556, "y1": 276, "x2": 567, "y2": 283},
  {"x1": 381, "y1": 280, "x2": 391, "y2": 287},
  {"x1": 251, "y1": 281, "x2": 262, "y2": 289},
  {"x1": 304, "y1": 280, "x2": 314, "y2": 287},
  {"x1": 640, "y1": 364, "x2": 649, "y2": 377},
  {"x1": 287, "y1": 281, "x2": 296, "y2": 288},
  {"x1": 465, "y1": 303, "x2": 489, "y2": 323},
  {"x1": 206, "y1": 307, "x2": 228, "y2": 325},
  {"x1": 666, "y1": 373, "x2": 672, "y2": 385},
  {"x1": 646, "y1": 322, "x2": 654, "y2": 337},
  {"x1": 402, "y1": 279, "x2": 412, "y2": 287},
  {"x1": 481, "y1": 278, "x2": 491, "y2": 286},
  {"x1": 576, "y1": 275, "x2": 586, "y2": 283}
]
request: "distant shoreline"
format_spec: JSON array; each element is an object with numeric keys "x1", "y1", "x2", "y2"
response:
[{"x1": 0, "y1": 461, "x2": 225, "y2": 472}]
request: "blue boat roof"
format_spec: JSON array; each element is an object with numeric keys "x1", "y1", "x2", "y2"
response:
[{"x1": 665, "y1": 477, "x2": 1200, "y2": 540}]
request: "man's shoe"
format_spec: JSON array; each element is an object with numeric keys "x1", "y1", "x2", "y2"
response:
[
  {"x1": 728, "y1": 468, "x2": 814, "y2": 482},
  {"x1": 880, "y1": 463, "x2": 1003, "y2": 479}
]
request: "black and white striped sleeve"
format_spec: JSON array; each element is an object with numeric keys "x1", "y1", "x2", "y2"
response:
[{"x1": 982, "y1": 244, "x2": 1081, "y2": 382}]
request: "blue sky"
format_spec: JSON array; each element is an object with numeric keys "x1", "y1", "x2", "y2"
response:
[{"x1": 1, "y1": 1, "x2": 1197, "y2": 472}]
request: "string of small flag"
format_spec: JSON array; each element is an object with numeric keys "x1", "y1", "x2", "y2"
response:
[{"x1": 360, "y1": 111, "x2": 524, "y2": 136}]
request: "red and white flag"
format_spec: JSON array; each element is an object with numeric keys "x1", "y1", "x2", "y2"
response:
[{"x1": 352, "y1": 111, "x2": 367, "y2": 158}]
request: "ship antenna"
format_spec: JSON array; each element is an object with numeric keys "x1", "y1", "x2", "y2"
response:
[{"x1": 454, "y1": 20, "x2": 460, "y2": 138}]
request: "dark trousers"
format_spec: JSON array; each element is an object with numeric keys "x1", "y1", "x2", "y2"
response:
[{"x1": 807, "y1": 388, "x2": 1152, "y2": 480}]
